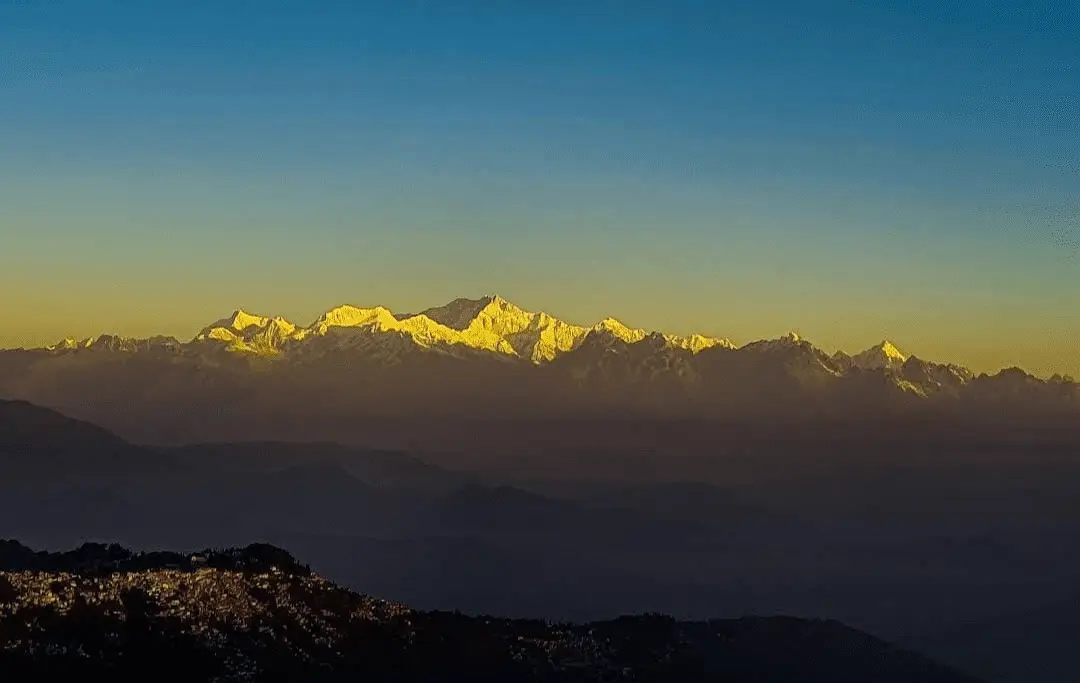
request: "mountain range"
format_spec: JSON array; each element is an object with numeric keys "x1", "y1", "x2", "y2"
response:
[
  {"x1": 45, "y1": 295, "x2": 736, "y2": 361},
  {"x1": 2, "y1": 294, "x2": 1078, "y2": 445}
]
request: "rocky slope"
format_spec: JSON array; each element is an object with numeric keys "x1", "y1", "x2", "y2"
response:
[{"x1": 0, "y1": 541, "x2": 984, "y2": 682}]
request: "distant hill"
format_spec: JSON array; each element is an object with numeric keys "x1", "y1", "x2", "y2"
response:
[
  {"x1": 0, "y1": 540, "x2": 985, "y2": 682},
  {"x1": 907, "y1": 591, "x2": 1080, "y2": 683},
  {"x1": 0, "y1": 399, "x2": 130, "y2": 451}
]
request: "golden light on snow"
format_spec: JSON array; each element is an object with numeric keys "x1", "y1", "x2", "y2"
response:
[{"x1": 181, "y1": 295, "x2": 736, "y2": 363}]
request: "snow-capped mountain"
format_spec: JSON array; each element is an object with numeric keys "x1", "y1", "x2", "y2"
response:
[
  {"x1": 850, "y1": 341, "x2": 908, "y2": 371},
  {"x1": 195, "y1": 310, "x2": 299, "y2": 353},
  {"x1": 420, "y1": 296, "x2": 589, "y2": 362},
  {"x1": 47, "y1": 334, "x2": 180, "y2": 354},
  {"x1": 3, "y1": 294, "x2": 1078, "y2": 442},
  {"x1": 163, "y1": 295, "x2": 735, "y2": 364}
]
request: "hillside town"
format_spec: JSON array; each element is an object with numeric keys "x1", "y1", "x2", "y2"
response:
[{"x1": 0, "y1": 541, "x2": 983, "y2": 682}]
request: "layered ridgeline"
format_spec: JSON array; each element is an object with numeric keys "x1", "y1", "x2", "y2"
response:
[
  {"x1": 0, "y1": 540, "x2": 983, "y2": 682},
  {"x1": 0, "y1": 295, "x2": 1077, "y2": 442}
]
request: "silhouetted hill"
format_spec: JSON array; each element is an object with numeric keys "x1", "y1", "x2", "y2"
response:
[
  {"x1": 0, "y1": 399, "x2": 130, "y2": 452},
  {"x1": 0, "y1": 539, "x2": 309, "y2": 575},
  {"x1": 0, "y1": 540, "x2": 985, "y2": 682}
]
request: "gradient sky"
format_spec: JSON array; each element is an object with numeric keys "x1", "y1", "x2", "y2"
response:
[{"x1": 2, "y1": 1, "x2": 1079, "y2": 375}]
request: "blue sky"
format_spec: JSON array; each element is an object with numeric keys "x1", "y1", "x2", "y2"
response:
[{"x1": 2, "y1": 1, "x2": 1079, "y2": 373}]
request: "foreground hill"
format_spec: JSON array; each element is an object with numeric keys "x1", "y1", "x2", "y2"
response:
[{"x1": 0, "y1": 541, "x2": 983, "y2": 683}]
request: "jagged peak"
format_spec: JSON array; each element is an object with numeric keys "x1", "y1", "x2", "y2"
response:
[
  {"x1": 226, "y1": 309, "x2": 270, "y2": 331},
  {"x1": 455, "y1": 296, "x2": 536, "y2": 340},
  {"x1": 396, "y1": 313, "x2": 465, "y2": 338},
  {"x1": 901, "y1": 354, "x2": 973, "y2": 380},
  {"x1": 476, "y1": 294, "x2": 530, "y2": 318},
  {"x1": 416, "y1": 295, "x2": 531, "y2": 332},
  {"x1": 196, "y1": 309, "x2": 275, "y2": 338},
  {"x1": 311, "y1": 304, "x2": 396, "y2": 330},
  {"x1": 739, "y1": 331, "x2": 823, "y2": 356},
  {"x1": 592, "y1": 317, "x2": 647, "y2": 343},
  {"x1": 192, "y1": 308, "x2": 299, "y2": 352},
  {"x1": 46, "y1": 337, "x2": 94, "y2": 351},
  {"x1": 993, "y1": 366, "x2": 1038, "y2": 381},
  {"x1": 662, "y1": 332, "x2": 735, "y2": 353},
  {"x1": 851, "y1": 340, "x2": 908, "y2": 370},
  {"x1": 876, "y1": 340, "x2": 906, "y2": 359},
  {"x1": 746, "y1": 331, "x2": 804, "y2": 347},
  {"x1": 46, "y1": 334, "x2": 182, "y2": 353}
]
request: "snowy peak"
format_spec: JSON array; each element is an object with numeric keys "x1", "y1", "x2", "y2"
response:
[
  {"x1": 412, "y1": 295, "x2": 588, "y2": 362},
  {"x1": 503, "y1": 312, "x2": 588, "y2": 363},
  {"x1": 742, "y1": 331, "x2": 810, "y2": 352},
  {"x1": 417, "y1": 294, "x2": 534, "y2": 332},
  {"x1": 309, "y1": 305, "x2": 398, "y2": 333},
  {"x1": 198, "y1": 309, "x2": 264, "y2": 337},
  {"x1": 403, "y1": 313, "x2": 516, "y2": 355},
  {"x1": 227, "y1": 309, "x2": 270, "y2": 332},
  {"x1": 414, "y1": 297, "x2": 497, "y2": 331},
  {"x1": 301, "y1": 302, "x2": 516, "y2": 356},
  {"x1": 470, "y1": 295, "x2": 535, "y2": 336},
  {"x1": 592, "y1": 318, "x2": 647, "y2": 344},
  {"x1": 47, "y1": 337, "x2": 93, "y2": 351},
  {"x1": 195, "y1": 309, "x2": 299, "y2": 354},
  {"x1": 662, "y1": 333, "x2": 736, "y2": 354},
  {"x1": 415, "y1": 294, "x2": 530, "y2": 331},
  {"x1": 852, "y1": 340, "x2": 908, "y2": 370},
  {"x1": 46, "y1": 334, "x2": 180, "y2": 354},
  {"x1": 878, "y1": 340, "x2": 906, "y2": 361},
  {"x1": 197, "y1": 309, "x2": 276, "y2": 335},
  {"x1": 899, "y1": 355, "x2": 972, "y2": 393}
]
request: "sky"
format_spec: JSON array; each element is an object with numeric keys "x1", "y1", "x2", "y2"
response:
[{"x1": 2, "y1": 0, "x2": 1079, "y2": 375}]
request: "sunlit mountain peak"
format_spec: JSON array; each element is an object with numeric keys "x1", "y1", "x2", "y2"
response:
[
  {"x1": 852, "y1": 340, "x2": 908, "y2": 370},
  {"x1": 309, "y1": 305, "x2": 398, "y2": 333},
  {"x1": 194, "y1": 309, "x2": 299, "y2": 354},
  {"x1": 592, "y1": 317, "x2": 647, "y2": 344},
  {"x1": 662, "y1": 332, "x2": 736, "y2": 353}
]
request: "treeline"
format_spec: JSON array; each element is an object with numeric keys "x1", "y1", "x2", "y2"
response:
[{"x1": 0, "y1": 539, "x2": 309, "y2": 576}]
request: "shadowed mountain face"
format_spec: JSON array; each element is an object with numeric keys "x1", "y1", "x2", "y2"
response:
[
  {"x1": 1, "y1": 296, "x2": 1078, "y2": 444},
  {"x1": 0, "y1": 540, "x2": 985, "y2": 682}
]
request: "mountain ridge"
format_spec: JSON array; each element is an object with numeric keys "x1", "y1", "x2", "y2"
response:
[
  {"x1": 3, "y1": 295, "x2": 1079, "y2": 433},
  {"x1": 8, "y1": 294, "x2": 1051, "y2": 377}
]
